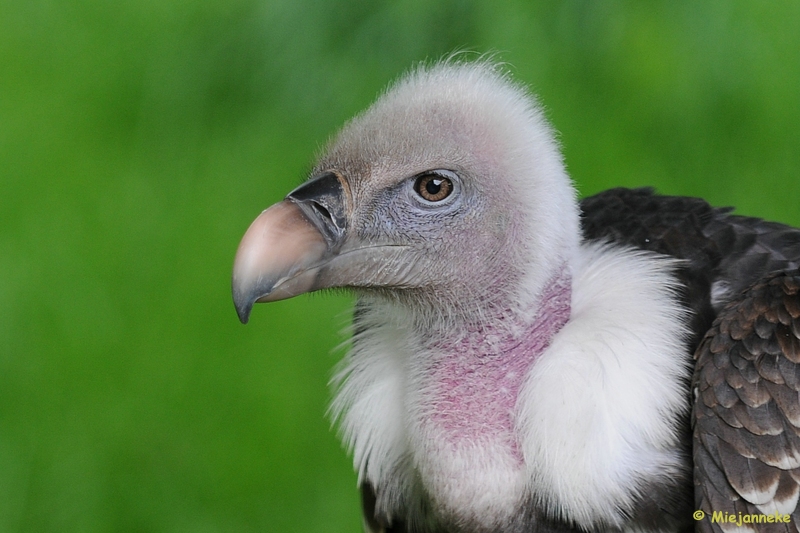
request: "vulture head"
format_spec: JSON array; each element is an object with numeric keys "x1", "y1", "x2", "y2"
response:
[{"x1": 233, "y1": 62, "x2": 579, "y2": 327}]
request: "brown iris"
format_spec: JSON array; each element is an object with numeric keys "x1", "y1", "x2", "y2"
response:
[{"x1": 414, "y1": 173, "x2": 454, "y2": 202}]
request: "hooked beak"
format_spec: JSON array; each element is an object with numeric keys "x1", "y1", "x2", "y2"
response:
[{"x1": 232, "y1": 172, "x2": 347, "y2": 323}]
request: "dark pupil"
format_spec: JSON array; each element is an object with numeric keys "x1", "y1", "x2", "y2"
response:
[{"x1": 426, "y1": 179, "x2": 442, "y2": 195}]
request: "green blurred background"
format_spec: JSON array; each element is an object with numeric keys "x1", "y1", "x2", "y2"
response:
[{"x1": 1, "y1": 1, "x2": 798, "y2": 531}]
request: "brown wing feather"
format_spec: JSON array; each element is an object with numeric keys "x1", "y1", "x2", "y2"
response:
[{"x1": 693, "y1": 270, "x2": 800, "y2": 533}]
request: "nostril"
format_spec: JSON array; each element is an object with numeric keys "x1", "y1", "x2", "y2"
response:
[{"x1": 312, "y1": 202, "x2": 332, "y2": 223}]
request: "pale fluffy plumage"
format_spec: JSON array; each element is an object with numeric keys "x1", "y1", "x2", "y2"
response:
[
  {"x1": 518, "y1": 243, "x2": 690, "y2": 529},
  {"x1": 332, "y1": 244, "x2": 691, "y2": 531}
]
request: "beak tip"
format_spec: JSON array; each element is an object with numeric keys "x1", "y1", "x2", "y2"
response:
[
  {"x1": 236, "y1": 305, "x2": 252, "y2": 325},
  {"x1": 232, "y1": 284, "x2": 255, "y2": 324}
]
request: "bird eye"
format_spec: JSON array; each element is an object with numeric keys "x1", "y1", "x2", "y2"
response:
[{"x1": 414, "y1": 173, "x2": 454, "y2": 203}]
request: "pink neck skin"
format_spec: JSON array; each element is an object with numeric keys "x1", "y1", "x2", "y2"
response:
[{"x1": 426, "y1": 267, "x2": 572, "y2": 463}]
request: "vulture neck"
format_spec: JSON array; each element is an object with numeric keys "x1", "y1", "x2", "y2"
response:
[{"x1": 420, "y1": 266, "x2": 572, "y2": 461}]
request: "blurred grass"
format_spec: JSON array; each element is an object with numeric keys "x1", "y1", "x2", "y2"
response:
[{"x1": 0, "y1": 1, "x2": 798, "y2": 531}]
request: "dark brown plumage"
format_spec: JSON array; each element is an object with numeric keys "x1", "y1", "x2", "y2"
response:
[{"x1": 694, "y1": 271, "x2": 800, "y2": 533}]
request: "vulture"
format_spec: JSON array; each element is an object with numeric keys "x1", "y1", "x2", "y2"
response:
[{"x1": 231, "y1": 61, "x2": 800, "y2": 533}]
